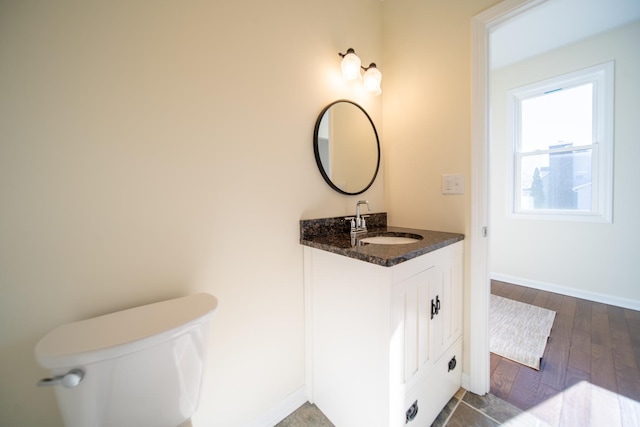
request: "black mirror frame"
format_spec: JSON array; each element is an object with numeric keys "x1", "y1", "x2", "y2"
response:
[{"x1": 313, "y1": 100, "x2": 381, "y2": 195}]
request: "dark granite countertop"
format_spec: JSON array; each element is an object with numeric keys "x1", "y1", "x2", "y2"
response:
[{"x1": 300, "y1": 213, "x2": 464, "y2": 267}]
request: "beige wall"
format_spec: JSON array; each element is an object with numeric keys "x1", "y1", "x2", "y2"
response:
[
  {"x1": 382, "y1": 0, "x2": 499, "y2": 231},
  {"x1": 490, "y1": 21, "x2": 640, "y2": 306},
  {"x1": 382, "y1": 0, "x2": 501, "y2": 377},
  {"x1": 0, "y1": 1, "x2": 383, "y2": 426},
  {"x1": 5, "y1": 0, "x2": 589, "y2": 424}
]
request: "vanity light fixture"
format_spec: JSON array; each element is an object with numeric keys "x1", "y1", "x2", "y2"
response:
[
  {"x1": 362, "y1": 63, "x2": 382, "y2": 95},
  {"x1": 339, "y1": 48, "x2": 362, "y2": 80},
  {"x1": 338, "y1": 48, "x2": 382, "y2": 95}
]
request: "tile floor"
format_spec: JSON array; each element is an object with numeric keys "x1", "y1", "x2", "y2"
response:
[{"x1": 276, "y1": 388, "x2": 549, "y2": 426}]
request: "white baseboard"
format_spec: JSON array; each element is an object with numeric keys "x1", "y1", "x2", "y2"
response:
[
  {"x1": 244, "y1": 386, "x2": 307, "y2": 427},
  {"x1": 491, "y1": 273, "x2": 640, "y2": 311},
  {"x1": 461, "y1": 373, "x2": 471, "y2": 392}
]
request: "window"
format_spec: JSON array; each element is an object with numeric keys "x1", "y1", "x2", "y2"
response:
[{"x1": 507, "y1": 62, "x2": 614, "y2": 222}]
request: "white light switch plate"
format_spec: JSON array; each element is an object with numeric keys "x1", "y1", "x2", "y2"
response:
[{"x1": 442, "y1": 174, "x2": 464, "y2": 194}]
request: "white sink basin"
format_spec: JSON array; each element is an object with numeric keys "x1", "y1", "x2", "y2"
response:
[{"x1": 359, "y1": 235, "x2": 421, "y2": 245}]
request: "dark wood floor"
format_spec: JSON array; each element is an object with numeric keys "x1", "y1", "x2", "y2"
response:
[{"x1": 490, "y1": 280, "x2": 640, "y2": 426}]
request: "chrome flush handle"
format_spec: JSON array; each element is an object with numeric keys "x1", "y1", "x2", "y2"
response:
[{"x1": 37, "y1": 368, "x2": 84, "y2": 388}]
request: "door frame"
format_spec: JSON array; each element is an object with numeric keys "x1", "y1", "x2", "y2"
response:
[{"x1": 468, "y1": 0, "x2": 548, "y2": 395}]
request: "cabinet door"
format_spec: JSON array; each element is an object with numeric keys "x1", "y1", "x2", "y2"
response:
[
  {"x1": 430, "y1": 247, "x2": 463, "y2": 361},
  {"x1": 428, "y1": 265, "x2": 447, "y2": 361},
  {"x1": 391, "y1": 266, "x2": 439, "y2": 391},
  {"x1": 440, "y1": 246, "x2": 464, "y2": 353},
  {"x1": 391, "y1": 245, "x2": 463, "y2": 390}
]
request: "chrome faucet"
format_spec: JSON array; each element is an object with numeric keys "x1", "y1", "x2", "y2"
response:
[
  {"x1": 345, "y1": 200, "x2": 372, "y2": 236},
  {"x1": 353, "y1": 200, "x2": 372, "y2": 233}
]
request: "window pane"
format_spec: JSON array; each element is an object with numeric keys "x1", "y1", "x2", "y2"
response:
[
  {"x1": 519, "y1": 148, "x2": 592, "y2": 211},
  {"x1": 508, "y1": 61, "x2": 613, "y2": 222},
  {"x1": 521, "y1": 84, "x2": 593, "y2": 152}
]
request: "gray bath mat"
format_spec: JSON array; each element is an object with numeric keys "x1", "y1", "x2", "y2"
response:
[{"x1": 490, "y1": 294, "x2": 556, "y2": 370}]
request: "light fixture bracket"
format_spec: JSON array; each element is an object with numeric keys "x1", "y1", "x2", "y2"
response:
[{"x1": 338, "y1": 48, "x2": 357, "y2": 59}]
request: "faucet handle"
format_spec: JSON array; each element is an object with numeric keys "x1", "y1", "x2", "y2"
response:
[{"x1": 344, "y1": 217, "x2": 356, "y2": 231}]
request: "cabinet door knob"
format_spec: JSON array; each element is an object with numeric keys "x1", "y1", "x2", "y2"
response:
[
  {"x1": 405, "y1": 400, "x2": 419, "y2": 423},
  {"x1": 448, "y1": 356, "x2": 457, "y2": 372},
  {"x1": 431, "y1": 296, "x2": 442, "y2": 319}
]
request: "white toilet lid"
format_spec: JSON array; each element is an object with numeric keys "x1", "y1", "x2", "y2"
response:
[{"x1": 35, "y1": 293, "x2": 218, "y2": 369}]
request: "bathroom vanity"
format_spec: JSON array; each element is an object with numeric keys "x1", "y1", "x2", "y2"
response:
[{"x1": 301, "y1": 214, "x2": 464, "y2": 427}]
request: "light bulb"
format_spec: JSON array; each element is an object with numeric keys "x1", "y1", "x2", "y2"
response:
[
  {"x1": 362, "y1": 63, "x2": 382, "y2": 94},
  {"x1": 340, "y1": 49, "x2": 362, "y2": 80}
]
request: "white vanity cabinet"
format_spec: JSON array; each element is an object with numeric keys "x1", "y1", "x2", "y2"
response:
[{"x1": 304, "y1": 241, "x2": 463, "y2": 427}]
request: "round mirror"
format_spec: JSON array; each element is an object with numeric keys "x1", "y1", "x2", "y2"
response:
[{"x1": 313, "y1": 100, "x2": 380, "y2": 195}]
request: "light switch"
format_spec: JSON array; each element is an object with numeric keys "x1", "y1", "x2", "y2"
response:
[{"x1": 442, "y1": 174, "x2": 464, "y2": 194}]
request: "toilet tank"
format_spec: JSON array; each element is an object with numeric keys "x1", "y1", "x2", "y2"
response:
[{"x1": 35, "y1": 293, "x2": 218, "y2": 427}]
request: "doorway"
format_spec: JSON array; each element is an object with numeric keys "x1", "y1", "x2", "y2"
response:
[
  {"x1": 467, "y1": 0, "x2": 546, "y2": 396},
  {"x1": 470, "y1": 0, "x2": 640, "y2": 396}
]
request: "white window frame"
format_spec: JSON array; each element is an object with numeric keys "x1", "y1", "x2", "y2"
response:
[{"x1": 506, "y1": 61, "x2": 614, "y2": 223}]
